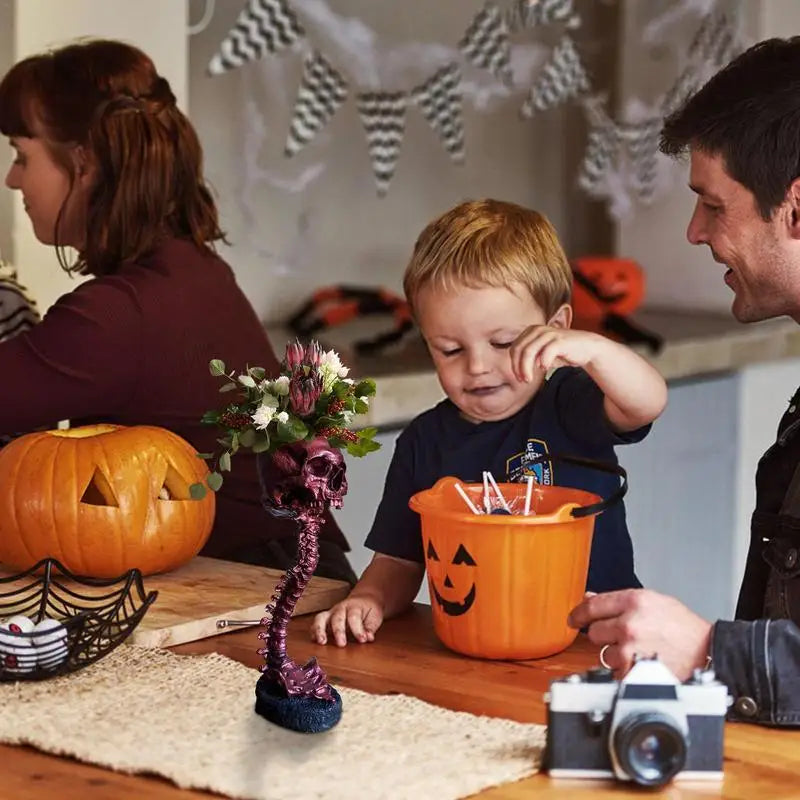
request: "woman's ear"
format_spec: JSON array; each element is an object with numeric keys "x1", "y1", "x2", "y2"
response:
[
  {"x1": 71, "y1": 146, "x2": 95, "y2": 187},
  {"x1": 548, "y1": 303, "x2": 573, "y2": 330}
]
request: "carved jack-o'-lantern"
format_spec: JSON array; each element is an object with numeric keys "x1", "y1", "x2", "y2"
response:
[
  {"x1": 572, "y1": 256, "x2": 645, "y2": 319},
  {"x1": 411, "y1": 477, "x2": 599, "y2": 660},
  {"x1": 0, "y1": 424, "x2": 215, "y2": 578}
]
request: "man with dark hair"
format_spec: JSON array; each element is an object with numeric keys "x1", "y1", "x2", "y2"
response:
[{"x1": 569, "y1": 37, "x2": 800, "y2": 726}]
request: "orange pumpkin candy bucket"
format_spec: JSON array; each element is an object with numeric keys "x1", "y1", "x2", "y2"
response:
[{"x1": 409, "y1": 454, "x2": 627, "y2": 660}]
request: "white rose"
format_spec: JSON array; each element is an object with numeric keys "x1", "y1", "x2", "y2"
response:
[{"x1": 275, "y1": 411, "x2": 289, "y2": 424}]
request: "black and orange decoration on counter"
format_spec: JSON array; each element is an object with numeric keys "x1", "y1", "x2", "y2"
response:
[
  {"x1": 571, "y1": 256, "x2": 662, "y2": 353},
  {"x1": 288, "y1": 284, "x2": 414, "y2": 355}
]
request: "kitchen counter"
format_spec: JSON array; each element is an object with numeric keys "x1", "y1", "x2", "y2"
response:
[{"x1": 270, "y1": 309, "x2": 800, "y2": 429}]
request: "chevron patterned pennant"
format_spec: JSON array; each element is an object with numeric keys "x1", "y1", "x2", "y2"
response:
[
  {"x1": 578, "y1": 123, "x2": 620, "y2": 196},
  {"x1": 207, "y1": 0, "x2": 305, "y2": 76},
  {"x1": 459, "y1": 3, "x2": 513, "y2": 87},
  {"x1": 520, "y1": 35, "x2": 589, "y2": 118},
  {"x1": 411, "y1": 63, "x2": 465, "y2": 163},
  {"x1": 285, "y1": 52, "x2": 348, "y2": 157},
  {"x1": 621, "y1": 118, "x2": 662, "y2": 202},
  {"x1": 357, "y1": 92, "x2": 407, "y2": 197},
  {"x1": 507, "y1": 0, "x2": 581, "y2": 32}
]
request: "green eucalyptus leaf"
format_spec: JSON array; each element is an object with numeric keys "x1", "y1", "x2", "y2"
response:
[
  {"x1": 251, "y1": 431, "x2": 271, "y2": 453},
  {"x1": 195, "y1": 452, "x2": 214, "y2": 459},
  {"x1": 207, "y1": 472, "x2": 224, "y2": 491},
  {"x1": 189, "y1": 482, "x2": 207, "y2": 499},
  {"x1": 230, "y1": 432, "x2": 240, "y2": 454},
  {"x1": 219, "y1": 451, "x2": 232, "y2": 472},
  {"x1": 249, "y1": 366, "x2": 266, "y2": 381},
  {"x1": 209, "y1": 359, "x2": 226, "y2": 376},
  {"x1": 201, "y1": 411, "x2": 220, "y2": 425},
  {"x1": 219, "y1": 382, "x2": 238, "y2": 393},
  {"x1": 354, "y1": 398, "x2": 369, "y2": 414},
  {"x1": 238, "y1": 428, "x2": 256, "y2": 448},
  {"x1": 333, "y1": 381, "x2": 350, "y2": 399}
]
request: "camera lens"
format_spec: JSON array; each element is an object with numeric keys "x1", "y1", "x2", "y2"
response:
[{"x1": 612, "y1": 712, "x2": 687, "y2": 787}]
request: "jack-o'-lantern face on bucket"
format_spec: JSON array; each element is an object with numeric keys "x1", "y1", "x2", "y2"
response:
[{"x1": 425, "y1": 539, "x2": 477, "y2": 616}]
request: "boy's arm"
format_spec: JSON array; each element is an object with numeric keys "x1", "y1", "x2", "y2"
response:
[
  {"x1": 510, "y1": 326, "x2": 666, "y2": 433},
  {"x1": 349, "y1": 552, "x2": 426, "y2": 620},
  {"x1": 581, "y1": 336, "x2": 667, "y2": 433}
]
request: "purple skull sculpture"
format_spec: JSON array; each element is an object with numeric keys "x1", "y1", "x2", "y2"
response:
[
  {"x1": 258, "y1": 437, "x2": 348, "y2": 517},
  {"x1": 255, "y1": 437, "x2": 348, "y2": 701}
]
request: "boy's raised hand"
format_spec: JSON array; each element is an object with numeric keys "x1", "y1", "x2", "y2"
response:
[
  {"x1": 310, "y1": 595, "x2": 385, "y2": 647},
  {"x1": 510, "y1": 326, "x2": 605, "y2": 382}
]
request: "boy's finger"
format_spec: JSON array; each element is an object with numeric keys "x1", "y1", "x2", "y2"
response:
[
  {"x1": 347, "y1": 607, "x2": 369, "y2": 643},
  {"x1": 309, "y1": 611, "x2": 329, "y2": 644},
  {"x1": 329, "y1": 610, "x2": 349, "y2": 647}
]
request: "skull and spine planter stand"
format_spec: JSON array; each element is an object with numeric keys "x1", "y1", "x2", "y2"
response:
[{"x1": 254, "y1": 437, "x2": 348, "y2": 733}]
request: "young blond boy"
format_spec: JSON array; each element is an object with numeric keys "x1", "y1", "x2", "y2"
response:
[{"x1": 312, "y1": 199, "x2": 667, "y2": 647}]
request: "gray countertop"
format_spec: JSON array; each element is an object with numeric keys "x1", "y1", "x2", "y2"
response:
[{"x1": 268, "y1": 309, "x2": 800, "y2": 429}]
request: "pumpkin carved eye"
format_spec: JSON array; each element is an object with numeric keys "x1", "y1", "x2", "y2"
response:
[
  {"x1": 426, "y1": 541, "x2": 439, "y2": 561},
  {"x1": 158, "y1": 465, "x2": 191, "y2": 501},
  {"x1": 80, "y1": 469, "x2": 119, "y2": 507}
]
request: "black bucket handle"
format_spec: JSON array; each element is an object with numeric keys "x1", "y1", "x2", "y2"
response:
[{"x1": 524, "y1": 452, "x2": 627, "y2": 519}]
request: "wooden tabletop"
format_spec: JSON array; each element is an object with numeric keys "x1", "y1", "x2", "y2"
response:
[{"x1": 4, "y1": 605, "x2": 800, "y2": 799}]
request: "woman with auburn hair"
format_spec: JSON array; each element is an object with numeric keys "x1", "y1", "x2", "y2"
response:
[{"x1": 0, "y1": 38, "x2": 355, "y2": 583}]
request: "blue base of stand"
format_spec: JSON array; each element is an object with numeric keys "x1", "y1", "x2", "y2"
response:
[{"x1": 254, "y1": 674, "x2": 342, "y2": 733}]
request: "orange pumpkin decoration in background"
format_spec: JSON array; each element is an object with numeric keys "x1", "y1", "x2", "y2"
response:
[
  {"x1": 0, "y1": 424, "x2": 215, "y2": 578},
  {"x1": 572, "y1": 256, "x2": 645, "y2": 319}
]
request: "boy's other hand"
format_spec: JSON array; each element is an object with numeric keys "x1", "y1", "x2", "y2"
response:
[
  {"x1": 310, "y1": 596, "x2": 384, "y2": 647},
  {"x1": 510, "y1": 326, "x2": 605, "y2": 381}
]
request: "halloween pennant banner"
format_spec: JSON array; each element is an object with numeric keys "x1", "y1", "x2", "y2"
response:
[
  {"x1": 207, "y1": 0, "x2": 304, "y2": 76},
  {"x1": 411, "y1": 64, "x2": 466, "y2": 164},
  {"x1": 357, "y1": 92, "x2": 407, "y2": 196},
  {"x1": 284, "y1": 52, "x2": 348, "y2": 157},
  {"x1": 206, "y1": 0, "x2": 741, "y2": 211}
]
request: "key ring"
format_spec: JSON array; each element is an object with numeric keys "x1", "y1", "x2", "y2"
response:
[{"x1": 599, "y1": 643, "x2": 612, "y2": 669}]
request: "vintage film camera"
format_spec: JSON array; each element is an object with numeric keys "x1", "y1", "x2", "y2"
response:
[{"x1": 544, "y1": 655, "x2": 732, "y2": 787}]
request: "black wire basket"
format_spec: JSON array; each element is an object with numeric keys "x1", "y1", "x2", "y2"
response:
[{"x1": 0, "y1": 558, "x2": 158, "y2": 681}]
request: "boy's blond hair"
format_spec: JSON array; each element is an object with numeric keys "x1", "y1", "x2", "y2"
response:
[{"x1": 403, "y1": 199, "x2": 572, "y2": 318}]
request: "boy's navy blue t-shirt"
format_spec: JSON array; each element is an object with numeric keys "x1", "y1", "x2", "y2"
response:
[{"x1": 364, "y1": 366, "x2": 647, "y2": 593}]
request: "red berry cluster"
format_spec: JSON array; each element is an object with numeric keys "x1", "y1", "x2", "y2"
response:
[
  {"x1": 327, "y1": 398, "x2": 345, "y2": 414},
  {"x1": 220, "y1": 410, "x2": 252, "y2": 430},
  {"x1": 318, "y1": 426, "x2": 359, "y2": 443}
]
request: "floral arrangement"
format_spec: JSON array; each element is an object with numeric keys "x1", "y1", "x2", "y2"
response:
[{"x1": 191, "y1": 339, "x2": 379, "y2": 497}]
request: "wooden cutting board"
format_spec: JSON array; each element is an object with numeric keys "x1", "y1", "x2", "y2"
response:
[
  {"x1": 0, "y1": 556, "x2": 350, "y2": 650},
  {"x1": 128, "y1": 556, "x2": 350, "y2": 648}
]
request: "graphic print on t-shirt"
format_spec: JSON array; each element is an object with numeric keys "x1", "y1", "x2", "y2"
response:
[{"x1": 507, "y1": 438, "x2": 553, "y2": 484}]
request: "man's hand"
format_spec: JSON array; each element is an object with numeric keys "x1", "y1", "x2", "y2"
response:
[{"x1": 568, "y1": 589, "x2": 713, "y2": 680}]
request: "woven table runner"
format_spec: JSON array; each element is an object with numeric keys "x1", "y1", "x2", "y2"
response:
[{"x1": 0, "y1": 646, "x2": 545, "y2": 800}]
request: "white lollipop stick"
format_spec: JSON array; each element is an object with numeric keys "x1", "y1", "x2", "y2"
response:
[
  {"x1": 482, "y1": 471, "x2": 491, "y2": 513},
  {"x1": 454, "y1": 482, "x2": 482, "y2": 515},
  {"x1": 524, "y1": 475, "x2": 534, "y2": 516},
  {"x1": 485, "y1": 471, "x2": 511, "y2": 512}
]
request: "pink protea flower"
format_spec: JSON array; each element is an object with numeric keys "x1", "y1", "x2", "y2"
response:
[
  {"x1": 285, "y1": 339, "x2": 305, "y2": 370},
  {"x1": 289, "y1": 372, "x2": 322, "y2": 416},
  {"x1": 304, "y1": 340, "x2": 322, "y2": 368}
]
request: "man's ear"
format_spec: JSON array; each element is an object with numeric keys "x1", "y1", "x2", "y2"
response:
[
  {"x1": 787, "y1": 178, "x2": 800, "y2": 240},
  {"x1": 548, "y1": 303, "x2": 573, "y2": 330}
]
